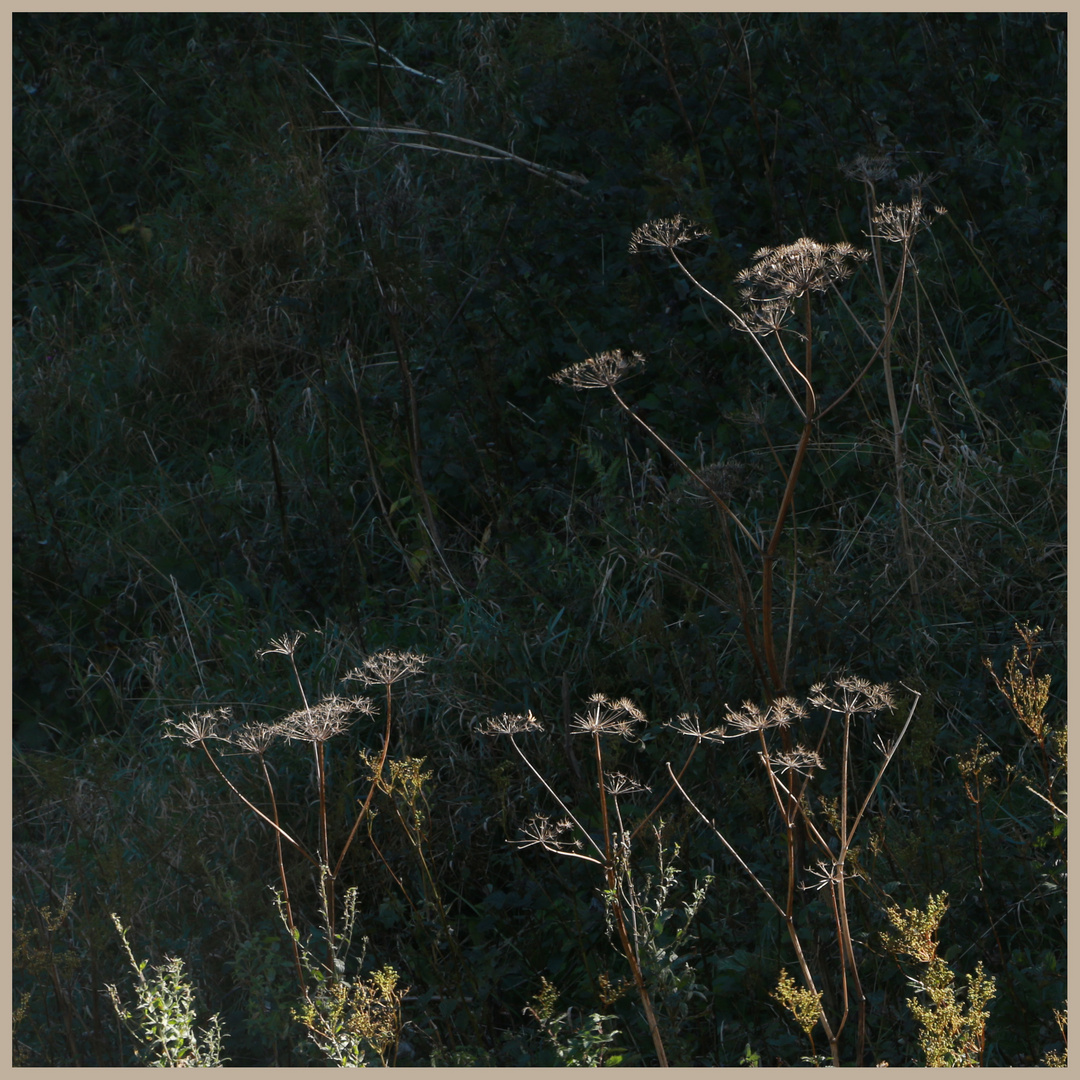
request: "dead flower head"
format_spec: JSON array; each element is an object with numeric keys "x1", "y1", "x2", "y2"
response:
[
  {"x1": 628, "y1": 214, "x2": 709, "y2": 254},
  {"x1": 770, "y1": 746, "x2": 825, "y2": 778},
  {"x1": 570, "y1": 693, "x2": 646, "y2": 739},
  {"x1": 604, "y1": 770, "x2": 651, "y2": 797},
  {"x1": 805, "y1": 860, "x2": 845, "y2": 892},
  {"x1": 228, "y1": 720, "x2": 284, "y2": 756},
  {"x1": 163, "y1": 707, "x2": 232, "y2": 747},
  {"x1": 552, "y1": 349, "x2": 645, "y2": 390},
  {"x1": 735, "y1": 237, "x2": 869, "y2": 302},
  {"x1": 482, "y1": 711, "x2": 544, "y2": 736},
  {"x1": 516, "y1": 815, "x2": 580, "y2": 853},
  {"x1": 725, "y1": 696, "x2": 808, "y2": 735},
  {"x1": 899, "y1": 171, "x2": 942, "y2": 199},
  {"x1": 666, "y1": 711, "x2": 727, "y2": 743},
  {"x1": 841, "y1": 153, "x2": 898, "y2": 185},
  {"x1": 808, "y1": 676, "x2": 894, "y2": 716},
  {"x1": 257, "y1": 632, "x2": 305, "y2": 659},
  {"x1": 733, "y1": 296, "x2": 798, "y2": 338},
  {"x1": 871, "y1": 197, "x2": 946, "y2": 244},
  {"x1": 344, "y1": 649, "x2": 429, "y2": 688},
  {"x1": 277, "y1": 694, "x2": 376, "y2": 743}
]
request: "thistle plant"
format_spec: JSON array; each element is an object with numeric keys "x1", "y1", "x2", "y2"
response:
[
  {"x1": 666, "y1": 675, "x2": 920, "y2": 1066},
  {"x1": 483, "y1": 696, "x2": 704, "y2": 1067},
  {"x1": 162, "y1": 636, "x2": 429, "y2": 1001}
]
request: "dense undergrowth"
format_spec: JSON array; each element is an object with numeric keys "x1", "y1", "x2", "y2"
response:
[{"x1": 13, "y1": 13, "x2": 1065, "y2": 1066}]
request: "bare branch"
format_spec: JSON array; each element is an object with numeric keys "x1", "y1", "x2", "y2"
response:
[{"x1": 305, "y1": 68, "x2": 589, "y2": 192}]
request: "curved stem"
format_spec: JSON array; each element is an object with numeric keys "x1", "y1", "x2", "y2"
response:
[
  {"x1": 508, "y1": 736, "x2": 605, "y2": 859},
  {"x1": 670, "y1": 250, "x2": 806, "y2": 419},
  {"x1": 760, "y1": 419, "x2": 814, "y2": 696},
  {"x1": 197, "y1": 740, "x2": 317, "y2": 866},
  {"x1": 630, "y1": 737, "x2": 700, "y2": 843},
  {"x1": 665, "y1": 763, "x2": 837, "y2": 1059},
  {"x1": 259, "y1": 755, "x2": 307, "y2": 997},
  {"x1": 609, "y1": 386, "x2": 760, "y2": 552},
  {"x1": 333, "y1": 684, "x2": 394, "y2": 878},
  {"x1": 665, "y1": 763, "x2": 782, "y2": 916},
  {"x1": 593, "y1": 731, "x2": 612, "y2": 865}
]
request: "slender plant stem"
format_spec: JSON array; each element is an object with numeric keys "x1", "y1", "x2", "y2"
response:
[
  {"x1": 196, "y1": 740, "x2": 317, "y2": 865},
  {"x1": 333, "y1": 684, "x2": 395, "y2": 878},
  {"x1": 507, "y1": 736, "x2": 605, "y2": 859},
  {"x1": 665, "y1": 762, "x2": 838, "y2": 1060},
  {"x1": 259, "y1": 755, "x2": 307, "y2": 997}
]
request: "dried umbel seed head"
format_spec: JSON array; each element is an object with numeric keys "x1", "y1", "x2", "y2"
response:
[
  {"x1": 871, "y1": 197, "x2": 946, "y2": 243},
  {"x1": 163, "y1": 707, "x2": 232, "y2": 747},
  {"x1": 482, "y1": 711, "x2": 544, "y2": 736},
  {"x1": 697, "y1": 460, "x2": 748, "y2": 503},
  {"x1": 841, "y1": 153, "x2": 898, "y2": 185},
  {"x1": 228, "y1": 720, "x2": 284, "y2": 756},
  {"x1": 257, "y1": 632, "x2": 305, "y2": 659},
  {"x1": 899, "y1": 170, "x2": 942, "y2": 199},
  {"x1": 516, "y1": 815, "x2": 580, "y2": 852},
  {"x1": 344, "y1": 649, "x2": 429, "y2": 688},
  {"x1": 552, "y1": 349, "x2": 645, "y2": 390},
  {"x1": 735, "y1": 237, "x2": 870, "y2": 301},
  {"x1": 725, "y1": 696, "x2": 808, "y2": 735},
  {"x1": 769, "y1": 746, "x2": 825, "y2": 778},
  {"x1": 570, "y1": 693, "x2": 646, "y2": 738},
  {"x1": 604, "y1": 770, "x2": 651, "y2": 796},
  {"x1": 628, "y1": 214, "x2": 709, "y2": 254},
  {"x1": 808, "y1": 676, "x2": 894, "y2": 715},
  {"x1": 806, "y1": 860, "x2": 844, "y2": 891},
  {"x1": 665, "y1": 711, "x2": 726, "y2": 743},
  {"x1": 733, "y1": 296, "x2": 797, "y2": 338},
  {"x1": 277, "y1": 694, "x2": 376, "y2": 743}
]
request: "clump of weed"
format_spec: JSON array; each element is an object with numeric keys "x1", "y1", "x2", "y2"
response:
[
  {"x1": 106, "y1": 915, "x2": 228, "y2": 1067},
  {"x1": 880, "y1": 892, "x2": 996, "y2": 1067}
]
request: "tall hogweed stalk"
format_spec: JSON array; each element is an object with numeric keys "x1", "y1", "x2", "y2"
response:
[
  {"x1": 483, "y1": 696, "x2": 708, "y2": 1067},
  {"x1": 554, "y1": 172, "x2": 946, "y2": 703},
  {"x1": 880, "y1": 892, "x2": 996, "y2": 1066},
  {"x1": 162, "y1": 635, "x2": 428, "y2": 1017},
  {"x1": 666, "y1": 676, "x2": 920, "y2": 1066}
]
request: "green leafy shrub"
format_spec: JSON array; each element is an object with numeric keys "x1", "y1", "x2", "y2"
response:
[{"x1": 106, "y1": 916, "x2": 227, "y2": 1067}]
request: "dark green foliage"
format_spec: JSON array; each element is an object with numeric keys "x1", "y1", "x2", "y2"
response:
[{"x1": 13, "y1": 13, "x2": 1064, "y2": 1067}]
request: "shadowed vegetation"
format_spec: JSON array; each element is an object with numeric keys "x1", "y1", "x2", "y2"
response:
[{"x1": 14, "y1": 13, "x2": 1064, "y2": 1066}]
